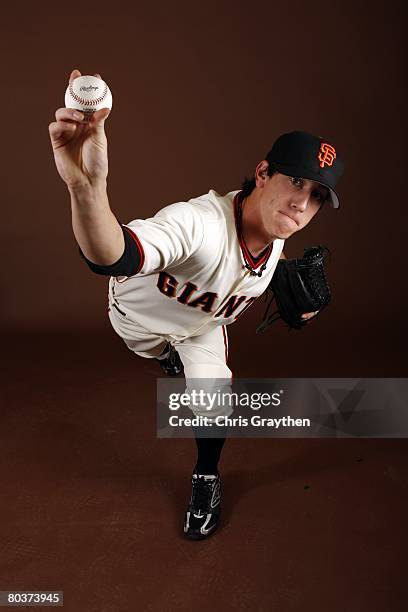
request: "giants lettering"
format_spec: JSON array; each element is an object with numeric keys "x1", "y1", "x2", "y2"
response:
[
  {"x1": 214, "y1": 295, "x2": 247, "y2": 318},
  {"x1": 177, "y1": 281, "x2": 198, "y2": 304},
  {"x1": 156, "y1": 271, "x2": 253, "y2": 319},
  {"x1": 187, "y1": 292, "x2": 217, "y2": 313},
  {"x1": 157, "y1": 271, "x2": 178, "y2": 297},
  {"x1": 232, "y1": 297, "x2": 257, "y2": 321}
]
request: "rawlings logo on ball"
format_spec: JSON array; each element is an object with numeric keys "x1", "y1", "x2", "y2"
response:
[
  {"x1": 80, "y1": 85, "x2": 100, "y2": 92},
  {"x1": 65, "y1": 75, "x2": 113, "y2": 113}
]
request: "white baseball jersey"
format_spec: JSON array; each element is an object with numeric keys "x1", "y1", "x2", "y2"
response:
[{"x1": 108, "y1": 189, "x2": 285, "y2": 341}]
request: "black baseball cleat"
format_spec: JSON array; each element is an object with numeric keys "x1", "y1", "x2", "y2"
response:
[
  {"x1": 156, "y1": 343, "x2": 184, "y2": 376},
  {"x1": 183, "y1": 472, "x2": 222, "y2": 540}
]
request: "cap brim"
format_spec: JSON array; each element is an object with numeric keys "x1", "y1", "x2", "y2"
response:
[
  {"x1": 273, "y1": 165, "x2": 340, "y2": 209},
  {"x1": 328, "y1": 187, "x2": 340, "y2": 209}
]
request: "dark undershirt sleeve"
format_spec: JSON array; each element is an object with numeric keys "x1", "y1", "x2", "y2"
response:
[{"x1": 78, "y1": 224, "x2": 142, "y2": 277}]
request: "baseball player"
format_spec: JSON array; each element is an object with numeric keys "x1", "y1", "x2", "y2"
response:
[{"x1": 49, "y1": 69, "x2": 344, "y2": 540}]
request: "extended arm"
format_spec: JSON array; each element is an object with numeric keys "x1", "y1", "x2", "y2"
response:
[
  {"x1": 69, "y1": 182, "x2": 124, "y2": 264},
  {"x1": 49, "y1": 68, "x2": 125, "y2": 267}
]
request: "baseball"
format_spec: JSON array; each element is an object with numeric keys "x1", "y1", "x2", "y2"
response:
[{"x1": 64, "y1": 75, "x2": 113, "y2": 115}]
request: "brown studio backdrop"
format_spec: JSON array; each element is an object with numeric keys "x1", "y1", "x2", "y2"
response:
[
  {"x1": 1, "y1": 5, "x2": 407, "y2": 612},
  {"x1": 1, "y1": 0, "x2": 406, "y2": 375}
]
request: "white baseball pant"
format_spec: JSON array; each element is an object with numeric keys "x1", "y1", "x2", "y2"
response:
[{"x1": 107, "y1": 304, "x2": 232, "y2": 380}]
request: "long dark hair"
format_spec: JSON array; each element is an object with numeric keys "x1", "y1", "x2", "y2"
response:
[{"x1": 240, "y1": 162, "x2": 276, "y2": 197}]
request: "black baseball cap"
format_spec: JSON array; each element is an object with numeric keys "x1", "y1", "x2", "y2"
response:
[{"x1": 265, "y1": 130, "x2": 345, "y2": 208}]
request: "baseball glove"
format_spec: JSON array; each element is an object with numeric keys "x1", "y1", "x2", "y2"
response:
[{"x1": 256, "y1": 245, "x2": 331, "y2": 333}]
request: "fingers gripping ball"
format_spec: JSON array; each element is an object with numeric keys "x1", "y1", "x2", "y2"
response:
[{"x1": 65, "y1": 75, "x2": 113, "y2": 117}]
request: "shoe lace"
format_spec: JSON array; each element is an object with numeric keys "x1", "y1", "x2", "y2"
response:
[
  {"x1": 192, "y1": 478, "x2": 215, "y2": 511},
  {"x1": 256, "y1": 247, "x2": 331, "y2": 334},
  {"x1": 256, "y1": 291, "x2": 281, "y2": 334}
]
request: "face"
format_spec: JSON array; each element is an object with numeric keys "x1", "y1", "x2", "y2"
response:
[{"x1": 255, "y1": 161, "x2": 329, "y2": 240}]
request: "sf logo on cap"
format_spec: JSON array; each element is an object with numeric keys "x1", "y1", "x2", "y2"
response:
[{"x1": 318, "y1": 142, "x2": 336, "y2": 168}]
